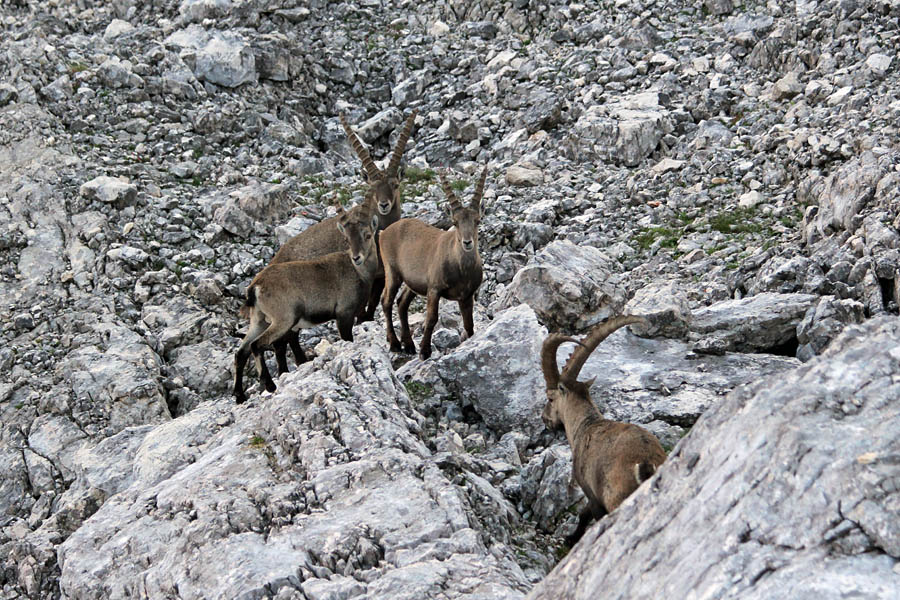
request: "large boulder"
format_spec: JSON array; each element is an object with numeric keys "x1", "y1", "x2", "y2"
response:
[
  {"x1": 492, "y1": 240, "x2": 627, "y2": 332},
  {"x1": 58, "y1": 342, "x2": 531, "y2": 600},
  {"x1": 527, "y1": 316, "x2": 900, "y2": 600}
]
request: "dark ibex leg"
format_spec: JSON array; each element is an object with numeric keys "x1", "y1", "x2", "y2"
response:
[
  {"x1": 419, "y1": 290, "x2": 441, "y2": 360},
  {"x1": 273, "y1": 335, "x2": 290, "y2": 375},
  {"x1": 287, "y1": 331, "x2": 307, "y2": 365},
  {"x1": 251, "y1": 342, "x2": 277, "y2": 393},
  {"x1": 234, "y1": 314, "x2": 269, "y2": 403},
  {"x1": 358, "y1": 276, "x2": 384, "y2": 324},
  {"x1": 382, "y1": 272, "x2": 403, "y2": 352},
  {"x1": 565, "y1": 504, "x2": 605, "y2": 547},
  {"x1": 337, "y1": 314, "x2": 354, "y2": 342},
  {"x1": 397, "y1": 287, "x2": 417, "y2": 354},
  {"x1": 458, "y1": 295, "x2": 475, "y2": 341}
]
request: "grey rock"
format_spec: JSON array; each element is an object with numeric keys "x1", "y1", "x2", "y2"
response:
[
  {"x1": 806, "y1": 154, "x2": 889, "y2": 242},
  {"x1": 624, "y1": 280, "x2": 693, "y2": 338},
  {"x1": 433, "y1": 304, "x2": 547, "y2": 438},
  {"x1": 505, "y1": 164, "x2": 544, "y2": 187},
  {"x1": 704, "y1": 0, "x2": 733, "y2": 15},
  {"x1": 773, "y1": 72, "x2": 804, "y2": 100},
  {"x1": 79, "y1": 176, "x2": 138, "y2": 207},
  {"x1": 0, "y1": 83, "x2": 18, "y2": 106},
  {"x1": 796, "y1": 296, "x2": 866, "y2": 361},
  {"x1": 492, "y1": 240, "x2": 627, "y2": 331},
  {"x1": 690, "y1": 292, "x2": 819, "y2": 353},
  {"x1": 528, "y1": 316, "x2": 900, "y2": 600},
  {"x1": 565, "y1": 92, "x2": 671, "y2": 167},
  {"x1": 103, "y1": 19, "x2": 134, "y2": 41},
  {"x1": 58, "y1": 342, "x2": 530, "y2": 599}
]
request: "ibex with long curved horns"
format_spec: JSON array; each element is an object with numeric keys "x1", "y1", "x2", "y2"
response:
[
  {"x1": 379, "y1": 166, "x2": 488, "y2": 359},
  {"x1": 541, "y1": 315, "x2": 667, "y2": 547},
  {"x1": 265, "y1": 111, "x2": 416, "y2": 373}
]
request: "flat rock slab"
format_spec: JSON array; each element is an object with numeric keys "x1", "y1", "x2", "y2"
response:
[
  {"x1": 689, "y1": 292, "x2": 819, "y2": 353},
  {"x1": 527, "y1": 315, "x2": 900, "y2": 600}
]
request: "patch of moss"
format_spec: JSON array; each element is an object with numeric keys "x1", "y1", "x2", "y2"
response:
[
  {"x1": 248, "y1": 434, "x2": 266, "y2": 449},
  {"x1": 710, "y1": 207, "x2": 763, "y2": 234},
  {"x1": 405, "y1": 381, "x2": 434, "y2": 402}
]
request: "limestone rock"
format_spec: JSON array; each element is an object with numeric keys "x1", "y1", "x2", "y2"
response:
[
  {"x1": 492, "y1": 240, "x2": 627, "y2": 332},
  {"x1": 527, "y1": 316, "x2": 900, "y2": 600}
]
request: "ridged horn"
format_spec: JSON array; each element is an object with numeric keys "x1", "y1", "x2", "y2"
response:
[
  {"x1": 387, "y1": 110, "x2": 417, "y2": 176},
  {"x1": 439, "y1": 170, "x2": 463, "y2": 213},
  {"x1": 340, "y1": 113, "x2": 381, "y2": 180},
  {"x1": 562, "y1": 315, "x2": 647, "y2": 383},
  {"x1": 471, "y1": 165, "x2": 488, "y2": 212},
  {"x1": 541, "y1": 334, "x2": 580, "y2": 391}
]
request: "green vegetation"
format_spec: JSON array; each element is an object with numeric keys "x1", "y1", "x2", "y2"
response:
[
  {"x1": 248, "y1": 434, "x2": 266, "y2": 449},
  {"x1": 709, "y1": 207, "x2": 762, "y2": 234},
  {"x1": 404, "y1": 166, "x2": 435, "y2": 184},
  {"x1": 635, "y1": 226, "x2": 680, "y2": 250},
  {"x1": 404, "y1": 381, "x2": 434, "y2": 402}
]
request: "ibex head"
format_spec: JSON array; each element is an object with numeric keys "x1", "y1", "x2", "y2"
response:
[
  {"x1": 340, "y1": 111, "x2": 417, "y2": 219},
  {"x1": 335, "y1": 202, "x2": 378, "y2": 269},
  {"x1": 439, "y1": 166, "x2": 487, "y2": 254},
  {"x1": 540, "y1": 316, "x2": 647, "y2": 430}
]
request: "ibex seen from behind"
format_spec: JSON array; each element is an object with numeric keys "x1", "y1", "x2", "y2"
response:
[
  {"x1": 379, "y1": 167, "x2": 488, "y2": 360},
  {"x1": 541, "y1": 315, "x2": 667, "y2": 546},
  {"x1": 266, "y1": 111, "x2": 416, "y2": 373},
  {"x1": 233, "y1": 207, "x2": 380, "y2": 404}
]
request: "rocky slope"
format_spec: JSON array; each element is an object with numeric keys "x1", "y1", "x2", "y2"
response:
[{"x1": 0, "y1": 0, "x2": 898, "y2": 598}]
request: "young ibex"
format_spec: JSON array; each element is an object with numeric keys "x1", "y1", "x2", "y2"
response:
[
  {"x1": 233, "y1": 207, "x2": 380, "y2": 404},
  {"x1": 379, "y1": 166, "x2": 487, "y2": 359},
  {"x1": 266, "y1": 110, "x2": 417, "y2": 372},
  {"x1": 541, "y1": 315, "x2": 667, "y2": 546}
]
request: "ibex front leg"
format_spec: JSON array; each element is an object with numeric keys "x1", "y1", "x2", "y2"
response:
[
  {"x1": 458, "y1": 295, "x2": 475, "y2": 341},
  {"x1": 419, "y1": 289, "x2": 441, "y2": 359}
]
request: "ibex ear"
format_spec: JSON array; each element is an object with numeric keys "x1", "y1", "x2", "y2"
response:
[
  {"x1": 336, "y1": 221, "x2": 345, "y2": 234},
  {"x1": 584, "y1": 376, "x2": 597, "y2": 388},
  {"x1": 370, "y1": 214, "x2": 379, "y2": 231},
  {"x1": 558, "y1": 382, "x2": 568, "y2": 395}
]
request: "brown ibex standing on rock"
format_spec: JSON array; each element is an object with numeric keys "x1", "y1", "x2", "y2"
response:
[
  {"x1": 379, "y1": 166, "x2": 488, "y2": 359},
  {"x1": 233, "y1": 206, "x2": 380, "y2": 404},
  {"x1": 265, "y1": 111, "x2": 417, "y2": 373},
  {"x1": 541, "y1": 315, "x2": 667, "y2": 546}
]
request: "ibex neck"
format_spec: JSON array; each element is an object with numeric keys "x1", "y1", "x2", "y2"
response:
[
  {"x1": 353, "y1": 246, "x2": 379, "y2": 281},
  {"x1": 560, "y1": 395, "x2": 605, "y2": 448}
]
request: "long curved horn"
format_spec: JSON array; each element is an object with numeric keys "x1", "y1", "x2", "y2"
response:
[
  {"x1": 562, "y1": 315, "x2": 647, "y2": 383},
  {"x1": 340, "y1": 113, "x2": 381, "y2": 180},
  {"x1": 541, "y1": 334, "x2": 580, "y2": 391},
  {"x1": 438, "y1": 170, "x2": 463, "y2": 213},
  {"x1": 471, "y1": 165, "x2": 488, "y2": 212},
  {"x1": 387, "y1": 110, "x2": 417, "y2": 176}
]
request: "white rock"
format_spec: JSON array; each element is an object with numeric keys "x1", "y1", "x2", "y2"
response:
[
  {"x1": 103, "y1": 19, "x2": 134, "y2": 41},
  {"x1": 866, "y1": 53, "x2": 892, "y2": 75},
  {"x1": 429, "y1": 20, "x2": 450, "y2": 37},
  {"x1": 505, "y1": 164, "x2": 544, "y2": 187}
]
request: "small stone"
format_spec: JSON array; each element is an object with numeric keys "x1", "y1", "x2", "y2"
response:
[
  {"x1": 866, "y1": 53, "x2": 892, "y2": 76},
  {"x1": 739, "y1": 190, "x2": 764, "y2": 208},
  {"x1": 652, "y1": 158, "x2": 685, "y2": 174},
  {"x1": 80, "y1": 176, "x2": 138, "y2": 206},
  {"x1": 103, "y1": 19, "x2": 134, "y2": 41},
  {"x1": 429, "y1": 20, "x2": 450, "y2": 37},
  {"x1": 506, "y1": 164, "x2": 544, "y2": 187},
  {"x1": 772, "y1": 72, "x2": 803, "y2": 100}
]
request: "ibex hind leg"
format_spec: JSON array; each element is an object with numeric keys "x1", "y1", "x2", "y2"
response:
[
  {"x1": 252, "y1": 319, "x2": 298, "y2": 394},
  {"x1": 381, "y1": 272, "x2": 403, "y2": 352},
  {"x1": 397, "y1": 287, "x2": 417, "y2": 354},
  {"x1": 234, "y1": 312, "x2": 269, "y2": 403},
  {"x1": 565, "y1": 503, "x2": 606, "y2": 548}
]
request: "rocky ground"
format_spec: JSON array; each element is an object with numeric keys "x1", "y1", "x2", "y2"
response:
[{"x1": 0, "y1": 0, "x2": 898, "y2": 598}]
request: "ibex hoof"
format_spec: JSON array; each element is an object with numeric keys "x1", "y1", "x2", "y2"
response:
[
  {"x1": 389, "y1": 342, "x2": 402, "y2": 353},
  {"x1": 418, "y1": 347, "x2": 431, "y2": 360},
  {"x1": 402, "y1": 343, "x2": 417, "y2": 355},
  {"x1": 235, "y1": 393, "x2": 247, "y2": 405},
  {"x1": 264, "y1": 381, "x2": 277, "y2": 393}
]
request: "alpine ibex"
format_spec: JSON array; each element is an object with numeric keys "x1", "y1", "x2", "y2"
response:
[
  {"x1": 541, "y1": 315, "x2": 667, "y2": 546},
  {"x1": 379, "y1": 166, "x2": 487, "y2": 359},
  {"x1": 266, "y1": 110, "x2": 416, "y2": 372},
  {"x1": 233, "y1": 207, "x2": 380, "y2": 404}
]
